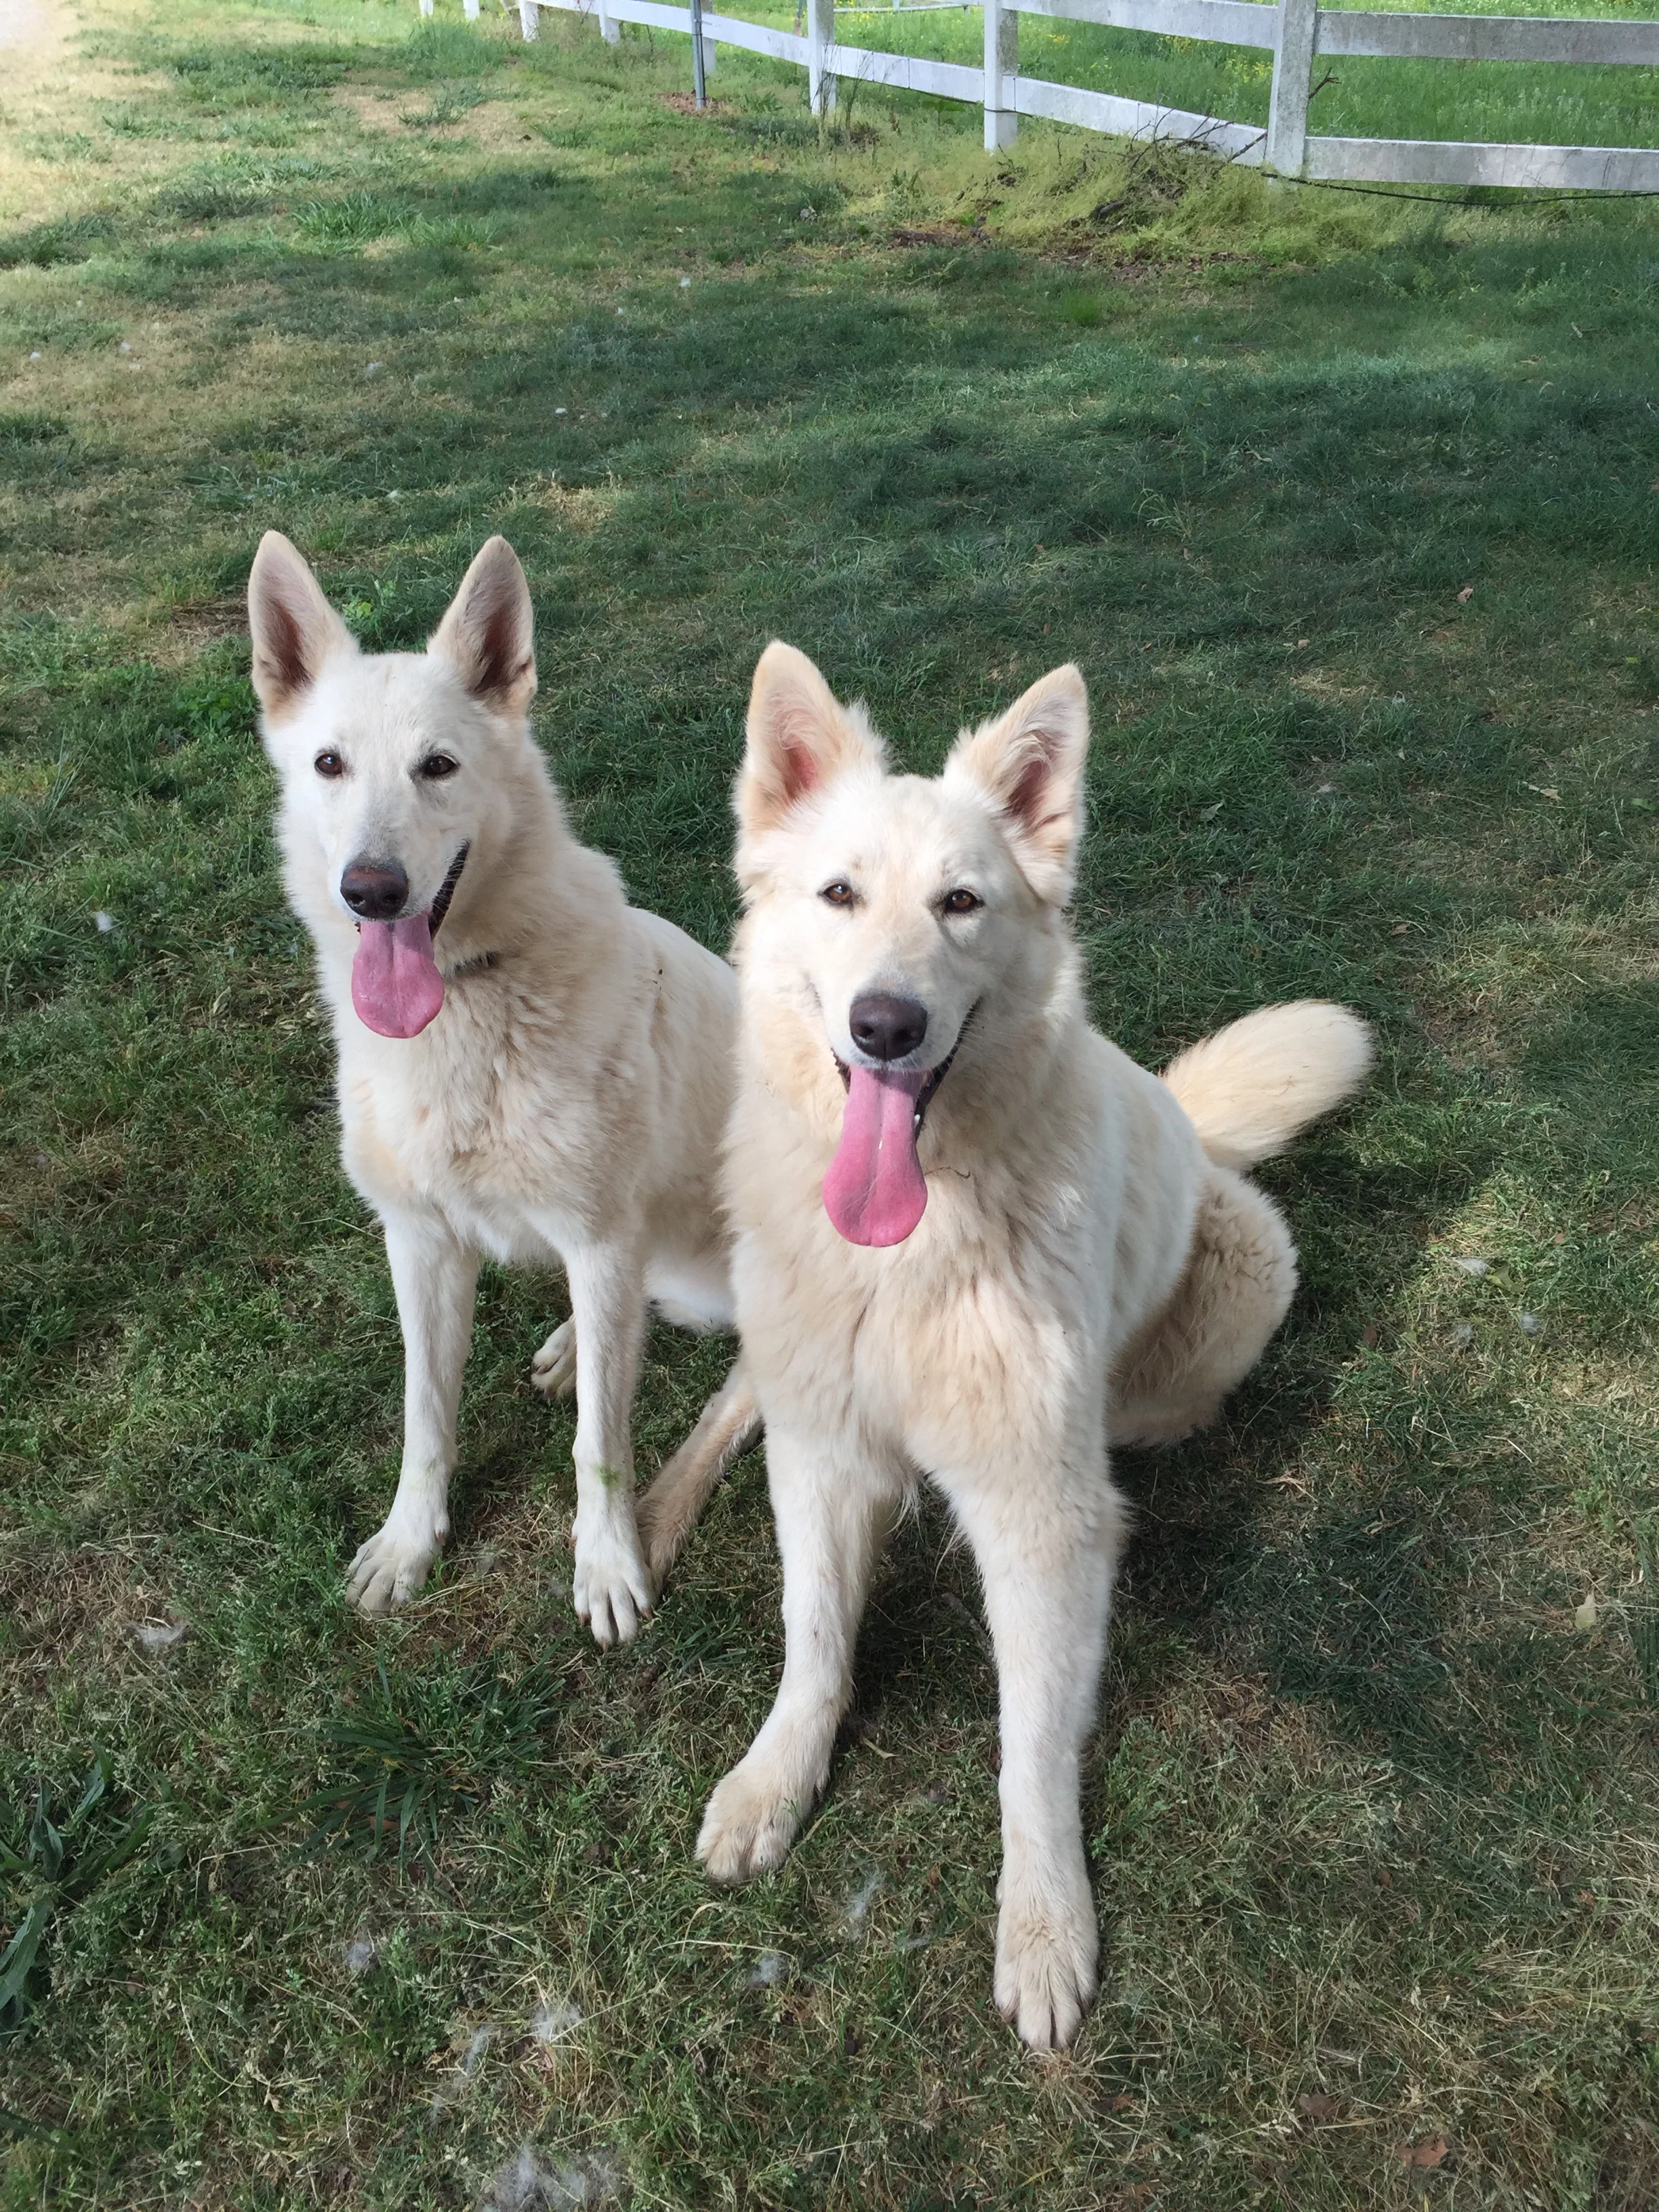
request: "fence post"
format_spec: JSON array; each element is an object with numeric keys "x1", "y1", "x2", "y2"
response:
[
  {"x1": 691, "y1": 0, "x2": 708, "y2": 103},
  {"x1": 1266, "y1": 0, "x2": 1317, "y2": 176},
  {"x1": 598, "y1": 0, "x2": 621, "y2": 41},
  {"x1": 518, "y1": 0, "x2": 539, "y2": 38},
  {"x1": 808, "y1": 0, "x2": 836, "y2": 117},
  {"x1": 463, "y1": 0, "x2": 480, "y2": 17},
  {"x1": 983, "y1": 0, "x2": 1017, "y2": 151}
]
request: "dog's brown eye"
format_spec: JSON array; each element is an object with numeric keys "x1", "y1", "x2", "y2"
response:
[
  {"x1": 314, "y1": 750, "x2": 345, "y2": 779},
  {"x1": 943, "y1": 887, "x2": 982, "y2": 916},
  {"x1": 418, "y1": 753, "x2": 459, "y2": 781},
  {"x1": 821, "y1": 880, "x2": 855, "y2": 908}
]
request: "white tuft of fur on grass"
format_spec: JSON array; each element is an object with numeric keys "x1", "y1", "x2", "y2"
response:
[
  {"x1": 529, "y1": 1997, "x2": 581, "y2": 2042},
  {"x1": 131, "y1": 1619, "x2": 188, "y2": 1652},
  {"x1": 476, "y1": 2146, "x2": 623, "y2": 2210},
  {"x1": 342, "y1": 1931, "x2": 377, "y2": 1975},
  {"x1": 841, "y1": 1867, "x2": 885, "y2": 1938}
]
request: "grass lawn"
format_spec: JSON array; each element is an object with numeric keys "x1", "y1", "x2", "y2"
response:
[{"x1": 4, "y1": 1, "x2": 1659, "y2": 2205}]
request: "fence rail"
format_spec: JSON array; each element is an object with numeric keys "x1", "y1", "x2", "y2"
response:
[{"x1": 516, "y1": 0, "x2": 1659, "y2": 194}]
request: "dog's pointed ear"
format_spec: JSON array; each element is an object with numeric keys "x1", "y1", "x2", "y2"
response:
[
  {"x1": 737, "y1": 642, "x2": 884, "y2": 843},
  {"x1": 428, "y1": 537, "x2": 537, "y2": 717},
  {"x1": 247, "y1": 532, "x2": 354, "y2": 721},
  {"x1": 945, "y1": 664, "x2": 1090, "y2": 903}
]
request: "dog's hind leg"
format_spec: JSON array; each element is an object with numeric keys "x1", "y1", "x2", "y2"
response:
[
  {"x1": 636, "y1": 1361, "x2": 761, "y2": 1584},
  {"x1": 530, "y1": 1316, "x2": 577, "y2": 1401},
  {"x1": 348, "y1": 1206, "x2": 479, "y2": 1614},
  {"x1": 1109, "y1": 1167, "x2": 1296, "y2": 1449}
]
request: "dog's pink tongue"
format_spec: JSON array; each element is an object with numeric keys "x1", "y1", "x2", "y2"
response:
[
  {"x1": 350, "y1": 915, "x2": 445, "y2": 1039},
  {"x1": 824, "y1": 1065, "x2": 928, "y2": 1246}
]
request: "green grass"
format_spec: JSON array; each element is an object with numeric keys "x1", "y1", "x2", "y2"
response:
[{"x1": 3, "y1": 0, "x2": 1659, "y2": 2205}]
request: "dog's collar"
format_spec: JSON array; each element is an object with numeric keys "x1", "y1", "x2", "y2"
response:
[{"x1": 833, "y1": 1000, "x2": 980, "y2": 1136}]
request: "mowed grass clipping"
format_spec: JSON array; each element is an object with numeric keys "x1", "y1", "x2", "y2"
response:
[{"x1": 3, "y1": 0, "x2": 1659, "y2": 2205}]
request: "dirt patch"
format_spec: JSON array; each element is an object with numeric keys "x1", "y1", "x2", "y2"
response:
[
  {"x1": 335, "y1": 87, "x2": 415, "y2": 138},
  {"x1": 162, "y1": 600, "x2": 247, "y2": 663},
  {"x1": 658, "y1": 93, "x2": 733, "y2": 118},
  {"x1": 509, "y1": 475, "x2": 618, "y2": 531},
  {"x1": 335, "y1": 85, "x2": 546, "y2": 154},
  {"x1": 0, "y1": 1538, "x2": 148, "y2": 1698}
]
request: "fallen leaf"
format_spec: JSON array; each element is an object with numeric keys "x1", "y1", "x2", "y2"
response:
[
  {"x1": 1574, "y1": 1594, "x2": 1597, "y2": 1632},
  {"x1": 1395, "y1": 2134, "x2": 1449, "y2": 2169},
  {"x1": 1361, "y1": 1324, "x2": 1380, "y2": 1349},
  {"x1": 1296, "y1": 2091, "x2": 1339, "y2": 2121},
  {"x1": 1109, "y1": 2093, "x2": 1136, "y2": 2112},
  {"x1": 1456, "y1": 584, "x2": 1474, "y2": 602}
]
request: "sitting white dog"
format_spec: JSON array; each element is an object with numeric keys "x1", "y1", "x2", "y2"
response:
[
  {"x1": 247, "y1": 533, "x2": 755, "y2": 1641},
  {"x1": 697, "y1": 643, "x2": 1370, "y2": 2044}
]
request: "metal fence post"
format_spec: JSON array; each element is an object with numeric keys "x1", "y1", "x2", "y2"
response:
[
  {"x1": 1266, "y1": 0, "x2": 1317, "y2": 176},
  {"x1": 808, "y1": 0, "x2": 836, "y2": 117},
  {"x1": 691, "y1": 0, "x2": 708, "y2": 103},
  {"x1": 983, "y1": 0, "x2": 1017, "y2": 151}
]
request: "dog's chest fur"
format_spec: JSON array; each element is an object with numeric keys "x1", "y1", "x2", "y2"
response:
[
  {"x1": 298, "y1": 823, "x2": 681, "y2": 1267},
  {"x1": 333, "y1": 949, "x2": 654, "y2": 1261},
  {"x1": 727, "y1": 1007, "x2": 1201, "y2": 1473}
]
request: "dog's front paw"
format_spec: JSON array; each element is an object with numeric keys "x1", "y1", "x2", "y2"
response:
[
  {"x1": 530, "y1": 1319, "x2": 577, "y2": 1401},
  {"x1": 571, "y1": 1509, "x2": 655, "y2": 1649},
  {"x1": 346, "y1": 1513, "x2": 443, "y2": 1615},
  {"x1": 994, "y1": 1882, "x2": 1099, "y2": 2050},
  {"x1": 697, "y1": 1755, "x2": 806, "y2": 1885}
]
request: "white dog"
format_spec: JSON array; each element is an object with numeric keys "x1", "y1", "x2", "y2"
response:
[
  {"x1": 695, "y1": 643, "x2": 1370, "y2": 2046},
  {"x1": 247, "y1": 533, "x2": 756, "y2": 1642}
]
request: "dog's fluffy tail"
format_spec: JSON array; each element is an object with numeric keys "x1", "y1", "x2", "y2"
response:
[{"x1": 1161, "y1": 1001, "x2": 1372, "y2": 1171}]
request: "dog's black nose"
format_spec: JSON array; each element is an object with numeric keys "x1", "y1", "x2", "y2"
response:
[
  {"x1": 849, "y1": 994, "x2": 928, "y2": 1063},
  {"x1": 340, "y1": 859, "x2": 409, "y2": 922}
]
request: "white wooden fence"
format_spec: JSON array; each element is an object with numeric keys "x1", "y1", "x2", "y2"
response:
[{"x1": 510, "y1": 0, "x2": 1659, "y2": 192}]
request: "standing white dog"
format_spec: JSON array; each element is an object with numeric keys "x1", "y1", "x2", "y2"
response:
[
  {"x1": 247, "y1": 533, "x2": 755, "y2": 1643},
  {"x1": 694, "y1": 643, "x2": 1370, "y2": 2045}
]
